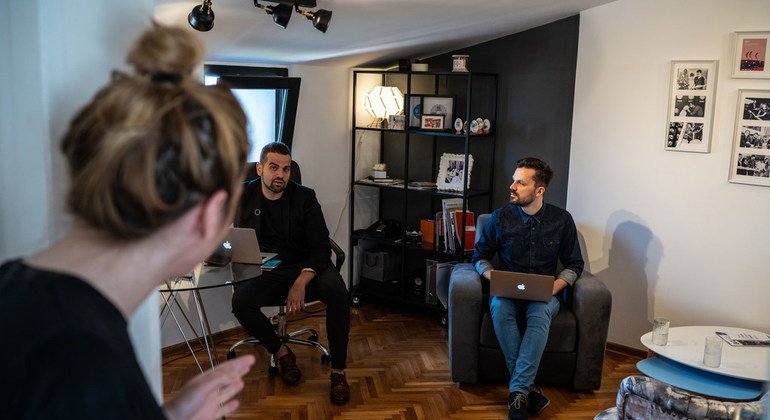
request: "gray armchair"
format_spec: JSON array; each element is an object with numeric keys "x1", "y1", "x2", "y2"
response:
[{"x1": 444, "y1": 214, "x2": 612, "y2": 390}]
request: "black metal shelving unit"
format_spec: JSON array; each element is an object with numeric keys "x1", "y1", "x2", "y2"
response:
[{"x1": 349, "y1": 69, "x2": 498, "y2": 312}]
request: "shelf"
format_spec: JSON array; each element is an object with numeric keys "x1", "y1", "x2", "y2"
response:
[
  {"x1": 353, "y1": 126, "x2": 495, "y2": 139},
  {"x1": 354, "y1": 181, "x2": 491, "y2": 198},
  {"x1": 352, "y1": 69, "x2": 497, "y2": 77}
]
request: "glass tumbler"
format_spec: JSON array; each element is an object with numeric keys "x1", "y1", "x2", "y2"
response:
[{"x1": 651, "y1": 317, "x2": 670, "y2": 345}]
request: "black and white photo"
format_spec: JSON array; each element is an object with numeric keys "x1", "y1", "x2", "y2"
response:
[
  {"x1": 735, "y1": 154, "x2": 769, "y2": 178},
  {"x1": 436, "y1": 153, "x2": 474, "y2": 191},
  {"x1": 742, "y1": 97, "x2": 770, "y2": 121},
  {"x1": 673, "y1": 95, "x2": 706, "y2": 117},
  {"x1": 739, "y1": 126, "x2": 770, "y2": 149},
  {"x1": 675, "y1": 67, "x2": 709, "y2": 90}
]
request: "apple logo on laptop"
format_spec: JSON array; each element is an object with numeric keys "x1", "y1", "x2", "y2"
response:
[
  {"x1": 223, "y1": 241, "x2": 232, "y2": 250},
  {"x1": 517, "y1": 283, "x2": 526, "y2": 290}
]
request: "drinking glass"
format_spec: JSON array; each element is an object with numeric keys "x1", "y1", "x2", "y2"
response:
[
  {"x1": 703, "y1": 336, "x2": 723, "y2": 368},
  {"x1": 651, "y1": 317, "x2": 670, "y2": 345}
]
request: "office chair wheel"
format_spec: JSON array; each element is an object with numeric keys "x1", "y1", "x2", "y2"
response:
[
  {"x1": 321, "y1": 354, "x2": 331, "y2": 364},
  {"x1": 269, "y1": 365, "x2": 279, "y2": 377},
  {"x1": 308, "y1": 335, "x2": 319, "y2": 342},
  {"x1": 440, "y1": 312, "x2": 448, "y2": 329},
  {"x1": 227, "y1": 350, "x2": 237, "y2": 360}
]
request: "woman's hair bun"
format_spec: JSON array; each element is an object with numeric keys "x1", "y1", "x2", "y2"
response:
[{"x1": 126, "y1": 23, "x2": 203, "y2": 79}]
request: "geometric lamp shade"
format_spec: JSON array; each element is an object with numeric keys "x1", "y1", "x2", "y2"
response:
[{"x1": 363, "y1": 86, "x2": 404, "y2": 120}]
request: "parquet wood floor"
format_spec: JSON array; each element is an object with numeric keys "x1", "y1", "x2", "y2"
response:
[{"x1": 162, "y1": 304, "x2": 641, "y2": 419}]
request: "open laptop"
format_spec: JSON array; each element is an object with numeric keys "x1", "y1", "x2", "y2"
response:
[
  {"x1": 489, "y1": 270, "x2": 554, "y2": 302},
  {"x1": 205, "y1": 227, "x2": 278, "y2": 266}
]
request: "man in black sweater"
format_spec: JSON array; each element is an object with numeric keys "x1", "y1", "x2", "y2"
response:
[{"x1": 232, "y1": 142, "x2": 350, "y2": 404}]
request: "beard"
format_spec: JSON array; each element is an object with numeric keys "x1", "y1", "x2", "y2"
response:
[
  {"x1": 264, "y1": 178, "x2": 286, "y2": 194},
  {"x1": 510, "y1": 191, "x2": 534, "y2": 207}
]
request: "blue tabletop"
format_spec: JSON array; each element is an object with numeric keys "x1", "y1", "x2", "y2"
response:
[{"x1": 637, "y1": 356, "x2": 764, "y2": 401}]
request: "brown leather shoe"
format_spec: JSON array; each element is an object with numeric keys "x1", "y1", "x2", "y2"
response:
[
  {"x1": 329, "y1": 372, "x2": 350, "y2": 404},
  {"x1": 277, "y1": 347, "x2": 301, "y2": 385}
]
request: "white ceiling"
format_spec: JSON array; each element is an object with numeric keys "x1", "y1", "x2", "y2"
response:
[{"x1": 154, "y1": 0, "x2": 616, "y2": 67}]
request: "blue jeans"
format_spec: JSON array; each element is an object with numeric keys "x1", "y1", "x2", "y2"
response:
[{"x1": 490, "y1": 296, "x2": 560, "y2": 393}]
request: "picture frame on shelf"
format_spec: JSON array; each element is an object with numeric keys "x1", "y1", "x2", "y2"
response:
[
  {"x1": 665, "y1": 60, "x2": 718, "y2": 153},
  {"x1": 422, "y1": 95, "x2": 455, "y2": 129},
  {"x1": 728, "y1": 89, "x2": 770, "y2": 187},
  {"x1": 731, "y1": 31, "x2": 770, "y2": 79},
  {"x1": 436, "y1": 153, "x2": 474, "y2": 191},
  {"x1": 408, "y1": 95, "x2": 422, "y2": 127},
  {"x1": 420, "y1": 114, "x2": 445, "y2": 130},
  {"x1": 388, "y1": 114, "x2": 405, "y2": 130}
]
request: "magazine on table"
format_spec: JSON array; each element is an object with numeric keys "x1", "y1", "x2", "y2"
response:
[{"x1": 715, "y1": 331, "x2": 770, "y2": 346}]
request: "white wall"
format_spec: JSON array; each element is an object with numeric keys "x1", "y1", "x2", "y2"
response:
[
  {"x1": 570, "y1": 0, "x2": 770, "y2": 349},
  {"x1": 1, "y1": 0, "x2": 162, "y2": 398}
]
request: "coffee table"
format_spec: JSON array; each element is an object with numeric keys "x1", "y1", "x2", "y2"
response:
[{"x1": 638, "y1": 326, "x2": 769, "y2": 400}]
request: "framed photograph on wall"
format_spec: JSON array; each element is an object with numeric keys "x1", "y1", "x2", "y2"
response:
[
  {"x1": 436, "y1": 153, "x2": 474, "y2": 191},
  {"x1": 731, "y1": 31, "x2": 770, "y2": 79},
  {"x1": 664, "y1": 60, "x2": 718, "y2": 153},
  {"x1": 422, "y1": 95, "x2": 455, "y2": 129},
  {"x1": 728, "y1": 89, "x2": 770, "y2": 186}
]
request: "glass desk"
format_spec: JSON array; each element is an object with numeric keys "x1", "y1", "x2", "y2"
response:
[{"x1": 159, "y1": 263, "x2": 262, "y2": 372}]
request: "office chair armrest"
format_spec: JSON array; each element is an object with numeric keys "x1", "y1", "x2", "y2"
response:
[{"x1": 329, "y1": 238, "x2": 345, "y2": 271}]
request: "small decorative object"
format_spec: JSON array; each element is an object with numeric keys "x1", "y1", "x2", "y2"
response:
[
  {"x1": 387, "y1": 114, "x2": 405, "y2": 130},
  {"x1": 437, "y1": 153, "x2": 474, "y2": 191},
  {"x1": 731, "y1": 31, "x2": 770, "y2": 79},
  {"x1": 651, "y1": 317, "x2": 670, "y2": 346},
  {"x1": 452, "y1": 54, "x2": 469, "y2": 72},
  {"x1": 482, "y1": 118, "x2": 491, "y2": 134},
  {"x1": 420, "y1": 114, "x2": 444, "y2": 130},
  {"x1": 469, "y1": 119, "x2": 480, "y2": 135},
  {"x1": 372, "y1": 163, "x2": 387, "y2": 179},
  {"x1": 665, "y1": 60, "x2": 718, "y2": 153},
  {"x1": 422, "y1": 95, "x2": 455, "y2": 129},
  {"x1": 408, "y1": 95, "x2": 422, "y2": 127},
  {"x1": 412, "y1": 63, "x2": 429, "y2": 71},
  {"x1": 454, "y1": 118, "x2": 463, "y2": 134},
  {"x1": 463, "y1": 121, "x2": 468, "y2": 134},
  {"x1": 728, "y1": 89, "x2": 770, "y2": 187}
]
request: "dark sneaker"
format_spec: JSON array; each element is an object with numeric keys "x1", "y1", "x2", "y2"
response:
[
  {"x1": 277, "y1": 347, "x2": 301, "y2": 385},
  {"x1": 528, "y1": 386, "x2": 550, "y2": 416},
  {"x1": 329, "y1": 372, "x2": 350, "y2": 405},
  {"x1": 508, "y1": 391, "x2": 529, "y2": 420}
]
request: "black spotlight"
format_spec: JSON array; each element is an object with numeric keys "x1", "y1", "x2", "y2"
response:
[
  {"x1": 296, "y1": 7, "x2": 332, "y2": 33},
  {"x1": 188, "y1": 0, "x2": 215, "y2": 32},
  {"x1": 269, "y1": 3, "x2": 293, "y2": 29}
]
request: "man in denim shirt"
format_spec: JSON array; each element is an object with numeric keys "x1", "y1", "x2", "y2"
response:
[{"x1": 472, "y1": 158, "x2": 584, "y2": 420}]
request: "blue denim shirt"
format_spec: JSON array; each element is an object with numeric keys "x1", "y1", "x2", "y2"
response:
[{"x1": 471, "y1": 203, "x2": 584, "y2": 286}]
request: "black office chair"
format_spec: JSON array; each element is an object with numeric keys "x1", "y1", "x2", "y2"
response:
[{"x1": 226, "y1": 160, "x2": 345, "y2": 376}]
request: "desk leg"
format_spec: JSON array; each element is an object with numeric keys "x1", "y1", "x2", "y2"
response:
[
  {"x1": 191, "y1": 289, "x2": 219, "y2": 369},
  {"x1": 161, "y1": 290, "x2": 204, "y2": 373},
  {"x1": 160, "y1": 289, "x2": 208, "y2": 352}
]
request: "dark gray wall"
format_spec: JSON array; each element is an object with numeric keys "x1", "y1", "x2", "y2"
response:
[{"x1": 423, "y1": 15, "x2": 580, "y2": 209}]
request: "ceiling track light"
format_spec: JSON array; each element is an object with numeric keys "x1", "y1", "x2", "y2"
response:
[
  {"x1": 254, "y1": 0, "x2": 293, "y2": 29},
  {"x1": 188, "y1": 0, "x2": 215, "y2": 32},
  {"x1": 294, "y1": 4, "x2": 332, "y2": 33}
]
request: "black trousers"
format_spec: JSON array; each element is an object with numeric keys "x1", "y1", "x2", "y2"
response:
[{"x1": 231, "y1": 264, "x2": 350, "y2": 369}]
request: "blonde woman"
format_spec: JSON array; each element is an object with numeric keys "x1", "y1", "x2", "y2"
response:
[{"x1": 0, "y1": 24, "x2": 254, "y2": 419}]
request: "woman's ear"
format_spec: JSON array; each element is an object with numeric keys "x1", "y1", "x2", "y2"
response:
[{"x1": 198, "y1": 190, "x2": 229, "y2": 241}]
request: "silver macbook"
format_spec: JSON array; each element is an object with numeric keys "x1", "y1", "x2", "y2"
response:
[
  {"x1": 206, "y1": 227, "x2": 277, "y2": 266},
  {"x1": 489, "y1": 270, "x2": 554, "y2": 302}
]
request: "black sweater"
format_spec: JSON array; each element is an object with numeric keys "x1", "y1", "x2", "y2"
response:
[{"x1": 235, "y1": 178, "x2": 331, "y2": 273}]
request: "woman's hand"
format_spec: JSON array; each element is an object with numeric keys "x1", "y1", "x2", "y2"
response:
[{"x1": 164, "y1": 355, "x2": 255, "y2": 420}]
